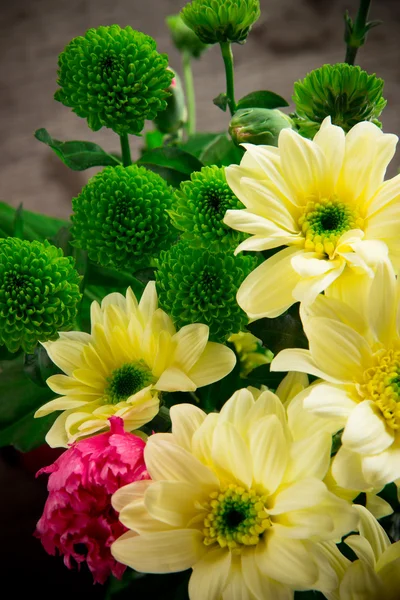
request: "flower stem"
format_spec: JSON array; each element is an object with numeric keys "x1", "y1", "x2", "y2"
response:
[
  {"x1": 344, "y1": 0, "x2": 372, "y2": 65},
  {"x1": 219, "y1": 42, "x2": 236, "y2": 116},
  {"x1": 183, "y1": 50, "x2": 196, "y2": 136},
  {"x1": 120, "y1": 133, "x2": 132, "y2": 166}
]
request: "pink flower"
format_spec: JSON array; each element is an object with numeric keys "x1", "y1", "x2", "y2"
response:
[{"x1": 35, "y1": 417, "x2": 149, "y2": 584}]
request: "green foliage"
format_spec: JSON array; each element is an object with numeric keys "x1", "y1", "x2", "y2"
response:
[
  {"x1": 0, "y1": 202, "x2": 68, "y2": 242},
  {"x1": 199, "y1": 133, "x2": 244, "y2": 166},
  {"x1": 237, "y1": 90, "x2": 289, "y2": 110},
  {"x1": 71, "y1": 165, "x2": 176, "y2": 271},
  {"x1": 166, "y1": 14, "x2": 209, "y2": 58},
  {"x1": 155, "y1": 240, "x2": 256, "y2": 343},
  {"x1": 34, "y1": 128, "x2": 121, "y2": 170},
  {"x1": 0, "y1": 238, "x2": 82, "y2": 353},
  {"x1": 138, "y1": 147, "x2": 204, "y2": 187},
  {"x1": 55, "y1": 25, "x2": 173, "y2": 135},
  {"x1": 248, "y1": 305, "x2": 308, "y2": 355},
  {"x1": 181, "y1": 0, "x2": 261, "y2": 44},
  {"x1": 169, "y1": 165, "x2": 246, "y2": 249},
  {"x1": 292, "y1": 63, "x2": 386, "y2": 137}
]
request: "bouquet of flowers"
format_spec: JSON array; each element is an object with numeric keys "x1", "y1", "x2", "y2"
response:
[{"x1": 1, "y1": 0, "x2": 399, "y2": 598}]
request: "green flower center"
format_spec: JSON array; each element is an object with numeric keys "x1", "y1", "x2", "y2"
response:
[
  {"x1": 361, "y1": 349, "x2": 400, "y2": 430},
  {"x1": 99, "y1": 52, "x2": 123, "y2": 77},
  {"x1": 202, "y1": 484, "x2": 271, "y2": 550},
  {"x1": 105, "y1": 362, "x2": 155, "y2": 404},
  {"x1": 204, "y1": 188, "x2": 225, "y2": 214},
  {"x1": 298, "y1": 197, "x2": 364, "y2": 257}
]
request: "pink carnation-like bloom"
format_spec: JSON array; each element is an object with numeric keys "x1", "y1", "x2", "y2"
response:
[{"x1": 35, "y1": 417, "x2": 149, "y2": 584}]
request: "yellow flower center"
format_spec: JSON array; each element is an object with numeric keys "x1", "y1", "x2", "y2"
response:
[
  {"x1": 361, "y1": 349, "x2": 400, "y2": 430},
  {"x1": 202, "y1": 483, "x2": 271, "y2": 550},
  {"x1": 298, "y1": 197, "x2": 364, "y2": 257}
]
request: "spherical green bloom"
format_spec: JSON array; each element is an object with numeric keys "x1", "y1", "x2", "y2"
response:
[
  {"x1": 55, "y1": 25, "x2": 174, "y2": 136},
  {"x1": 229, "y1": 108, "x2": 293, "y2": 146},
  {"x1": 71, "y1": 165, "x2": 176, "y2": 271},
  {"x1": 0, "y1": 238, "x2": 81, "y2": 353},
  {"x1": 181, "y1": 0, "x2": 260, "y2": 45},
  {"x1": 169, "y1": 166, "x2": 246, "y2": 249},
  {"x1": 166, "y1": 14, "x2": 209, "y2": 58},
  {"x1": 292, "y1": 63, "x2": 387, "y2": 138},
  {"x1": 155, "y1": 241, "x2": 256, "y2": 342}
]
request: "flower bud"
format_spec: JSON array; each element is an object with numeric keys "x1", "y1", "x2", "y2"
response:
[
  {"x1": 229, "y1": 107, "x2": 293, "y2": 146},
  {"x1": 181, "y1": 0, "x2": 260, "y2": 45},
  {"x1": 166, "y1": 14, "x2": 208, "y2": 58},
  {"x1": 154, "y1": 70, "x2": 187, "y2": 134}
]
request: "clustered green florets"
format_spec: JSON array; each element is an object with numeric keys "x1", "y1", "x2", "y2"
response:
[
  {"x1": 105, "y1": 362, "x2": 155, "y2": 404},
  {"x1": 155, "y1": 241, "x2": 256, "y2": 342},
  {"x1": 55, "y1": 25, "x2": 174, "y2": 135},
  {"x1": 292, "y1": 63, "x2": 387, "y2": 138},
  {"x1": 181, "y1": 0, "x2": 260, "y2": 45},
  {"x1": 71, "y1": 165, "x2": 176, "y2": 271},
  {"x1": 166, "y1": 14, "x2": 209, "y2": 58},
  {"x1": 169, "y1": 166, "x2": 246, "y2": 249},
  {"x1": 0, "y1": 238, "x2": 82, "y2": 353}
]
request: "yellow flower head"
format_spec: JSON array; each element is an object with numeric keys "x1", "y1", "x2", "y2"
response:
[
  {"x1": 111, "y1": 386, "x2": 357, "y2": 598},
  {"x1": 224, "y1": 117, "x2": 399, "y2": 319},
  {"x1": 272, "y1": 261, "x2": 400, "y2": 490},
  {"x1": 35, "y1": 282, "x2": 236, "y2": 447},
  {"x1": 325, "y1": 505, "x2": 400, "y2": 600}
]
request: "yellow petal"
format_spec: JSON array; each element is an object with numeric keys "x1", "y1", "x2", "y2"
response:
[
  {"x1": 313, "y1": 117, "x2": 345, "y2": 189},
  {"x1": 342, "y1": 401, "x2": 395, "y2": 456},
  {"x1": 43, "y1": 339, "x2": 86, "y2": 376},
  {"x1": 269, "y1": 478, "x2": 328, "y2": 514},
  {"x1": 45, "y1": 374, "x2": 100, "y2": 397},
  {"x1": 284, "y1": 431, "x2": 331, "y2": 483},
  {"x1": 218, "y1": 388, "x2": 255, "y2": 437},
  {"x1": 170, "y1": 404, "x2": 207, "y2": 452},
  {"x1": 34, "y1": 396, "x2": 91, "y2": 418},
  {"x1": 212, "y1": 422, "x2": 253, "y2": 488},
  {"x1": 144, "y1": 480, "x2": 203, "y2": 527},
  {"x1": 112, "y1": 480, "x2": 152, "y2": 513},
  {"x1": 111, "y1": 529, "x2": 206, "y2": 573},
  {"x1": 189, "y1": 548, "x2": 231, "y2": 600},
  {"x1": 241, "y1": 547, "x2": 293, "y2": 600},
  {"x1": 249, "y1": 415, "x2": 288, "y2": 494},
  {"x1": 139, "y1": 281, "x2": 158, "y2": 322},
  {"x1": 187, "y1": 342, "x2": 236, "y2": 388},
  {"x1": 171, "y1": 324, "x2": 209, "y2": 372},
  {"x1": 155, "y1": 366, "x2": 197, "y2": 392},
  {"x1": 339, "y1": 560, "x2": 384, "y2": 600}
]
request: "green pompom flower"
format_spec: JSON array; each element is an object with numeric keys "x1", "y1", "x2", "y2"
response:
[
  {"x1": 181, "y1": 0, "x2": 260, "y2": 45},
  {"x1": 169, "y1": 166, "x2": 246, "y2": 249},
  {"x1": 155, "y1": 241, "x2": 256, "y2": 342},
  {"x1": 166, "y1": 14, "x2": 209, "y2": 58},
  {"x1": 292, "y1": 63, "x2": 387, "y2": 138},
  {"x1": 0, "y1": 238, "x2": 81, "y2": 353},
  {"x1": 55, "y1": 25, "x2": 174, "y2": 136},
  {"x1": 71, "y1": 165, "x2": 176, "y2": 271}
]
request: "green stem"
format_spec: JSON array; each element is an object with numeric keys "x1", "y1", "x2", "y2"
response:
[
  {"x1": 345, "y1": 0, "x2": 372, "y2": 65},
  {"x1": 120, "y1": 133, "x2": 132, "y2": 166},
  {"x1": 183, "y1": 50, "x2": 196, "y2": 136},
  {"x1": 219, "y1": 41, "x2": 236, "y2": 116}
]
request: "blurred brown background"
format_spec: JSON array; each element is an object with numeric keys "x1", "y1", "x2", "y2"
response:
[
  {"x1": 1, "y1": 0, "x2": 400, "y2": 597},
  {"x1": 1, "y1": 0, "x2": 400, "y2": 220}
]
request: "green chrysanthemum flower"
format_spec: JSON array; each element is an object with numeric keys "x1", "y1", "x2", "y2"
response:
[
  {"x1": 71, "y1": 165, "x2": 176, "y2": 271},
  {"x1": 292, "y1": 63, "x2": 387, "y2": 138},
  {"x1": 181, "y1": 0, "x2": 260, "y2": 45},
  {"x1": 0, "y1": 238, "x2": 82, "y2": 353},
  {"x1": 155, "y1": 241, "x2": 256, "y2": 342},
  {"x1": 166, "y1": 14, "x2": 209, "y2": 58},
  {"x1": 55, "y1": 25, "x2": 174, "y2": 136},
  {"x1": 169, "y1": 166, "x2": 246, "y2": 249}
]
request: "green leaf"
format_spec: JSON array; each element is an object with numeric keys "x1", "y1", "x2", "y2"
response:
[
  {"x1": 34, "y1": 128, "x2": 121, "y2": 171},
  {"x1": 213, "y1": 92, "x2": 229, "y2": 112},
  {"x1": 145, "y1": 129, "x2": 164, "y2": 151},
  {"x1": 199, "y1": 134, "x2": 244, "y2": 167},
  {"x1": 0, "y1": 353, "x2": 56, "y2": 451},
  {"x1": 138, "y1": 147, "x2": 203, "y2": 177},
  {"x1": 248, "y1": 305, "x2": 308, "y2": 355},
  {"x1": 24, "y1": 346, "x2": 61, "y2": 388},
  {"x1": 181, "y1": 133, "x2": 224, "y2": 159},
  {"x1": 86, "y1": 263, "x2": 145, "y2": 298},
  {"x1": 0, "y1": 201, "x2": 68, "y2": 242},
  {"x1": 243, "y1": 363, "x2": 286, "y2": 391},
  {"x1": 237, "y1": 90, "x2": 289, "y2": 110}
]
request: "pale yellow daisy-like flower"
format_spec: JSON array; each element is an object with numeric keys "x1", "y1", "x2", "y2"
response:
[
  {"x1": 35, "y1": 282, "x2": 236, "y2": 448},
  {"x1": 223, "y1": 116, "x2": 399, "y2": 319},
  {"x1": 323, "y1": 505, "x2": 400, "y2": 600},
  {"x1": 271, "y1": 261, "x2": 400, "y2": 490},
  {"x1": 111, "y1": 387, "x2": 357, "y2": 599}
]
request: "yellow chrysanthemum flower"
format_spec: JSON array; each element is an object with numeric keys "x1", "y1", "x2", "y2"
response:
[
  {"x1": 323, "y1": 505, "x2": 400, "y2": 600},
  {"x1": 271, "y1": 261, "x2": 400, "y2": 490},
  {"x1": 228, "y1": 331, "x2": 273, "y2": 377},
  {"x1": 35, "y1": 282, "x2": 236, "y2": 447},
  {"x1": 224, "y1": 116, "x2": 399, "y2": 319},
  {"x1": 111, "y1": 386, "x2": 357, "y2": 599}
]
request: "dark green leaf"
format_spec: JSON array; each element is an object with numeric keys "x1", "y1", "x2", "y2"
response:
[
  {"x1": 34, "y1": 128, "x2": 121, "y2": 171},
  {"x1": 24, "y1": 346, "x2": 61, "y2": 388},
  {"x1": 86, "y1": 264, "x2": 145, "y2": 298},
  {"x1": 0, "y1": 201, "x2": 68, "y2": 242},
  {"x1": 13, "y1": 204, "x2": 24, "y2": 239},
  {"x1": 138, "y1": 147, "x2": 203, "y2": 176},
  {"x1": 145, "y1": 129, "x2": 164, "y2": 151},
  {"x1": 243, "y1": 363, "x2": 287, "y2": 391},
  {"x1": 180, "y1": 133, "x2": 224, "y2": 159},
  {"x1": 196, "y1": 353, "x2": 242, "y2": 412},
  {"x1": 213, "y1": 92, "x2": 229, "y2": 112},
  {"x1": 248, "y1": 305, "x2": 308, "y2": 355},
  {"x1": 0, "y1": 353, "x2": 56, "y2": 451},
  {"x1": 199, "y1": 134, "x2": 244, "y2": 167},
  {"x1": 139, "y1": 164, "x2": 190, "y2": 187},
  {"x1": 105, "y1": 571, "x2": 190, "y2": 600},
  {"x1": 294, "y1": 593, "x2": 325, "y2": 599},
  {"x1": 237, "y1": 90, "x2": 289, "y2": 110}
]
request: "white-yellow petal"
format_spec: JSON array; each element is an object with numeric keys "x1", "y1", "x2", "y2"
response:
[
  {"x1": 342, "y1": 401, "x2": 395, "y2": 455},
  {"x1": 189, "y1": 548, "x2": 231, "y2": 600},
  {"x1": 212, "y1": 422, "x2": 253, "y2": 489},
  {"x1": 187, "y1": 342, "x2": 236, "y2": 388},
  {"x1": 170, "y1": 404, "x2": 207, "y2": 452},
  {"x1": 249, "y1": 415, "x2": 288, "y2": 494}
]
